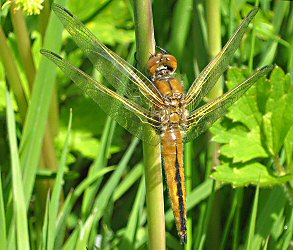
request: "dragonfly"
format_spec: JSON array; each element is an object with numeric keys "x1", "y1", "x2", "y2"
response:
[{"x1": 41, "y1": 4, "x2": 273, "y2": 244}]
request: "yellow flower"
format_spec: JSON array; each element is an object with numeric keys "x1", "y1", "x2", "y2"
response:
[{"x1": 2, "y1": 0, "x2": 44, "y2": 15}]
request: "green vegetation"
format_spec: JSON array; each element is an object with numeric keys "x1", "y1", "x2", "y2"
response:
[{"x1": 0, "y1": 0, "x2": 292, "y2": 249}]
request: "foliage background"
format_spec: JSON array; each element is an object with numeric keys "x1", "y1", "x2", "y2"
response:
[{"x1": 0, "y1": 0, "x2": 292, "y2": 249}]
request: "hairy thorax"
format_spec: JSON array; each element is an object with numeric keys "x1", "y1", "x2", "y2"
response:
[
  {"x1": 156, "y1": 93, "x2": 189, "y2": 130},
  {"x1": 147, "y1": 52, "x2": 188, "y2": 131}
]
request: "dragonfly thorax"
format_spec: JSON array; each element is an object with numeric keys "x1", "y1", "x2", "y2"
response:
[
  {"x1": 157, "y1": 98, "x2": 188, "y2": 128},
  {"x1": 149, "y1": 53, "x2": 187, "y2": 128}
]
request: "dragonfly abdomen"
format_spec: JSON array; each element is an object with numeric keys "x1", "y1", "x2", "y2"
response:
[{"x1": 161, "y1": 126, "x2": 187, "y2": 244}]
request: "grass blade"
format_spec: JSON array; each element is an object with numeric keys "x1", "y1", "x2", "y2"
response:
[
  {"x1": 41, "y1": 192, "x2": 50, "y2": 250},
  {"x1": 281, "y1": 207, "x2": 293, "y2": 250},
  {"x1": 0, "y1": 172, "x2": 6, "y2": 249},
  {"x1": 119, "y1": 177, "x2": 145, "y2": 248},
  {"x1": 6, "y1": 88, "x2": 30, "y2": 250},
  {"x1": 252, "y1": 186, "x2": 287, "y2": 249},
  {"x1": 47, "y1": 110, "x2": 72, "y2": 250},
  {"x1": 246, "y1": 182, "x2": 260, "y2": 250},
  {"x1": 219, "y1": 189, "x2": 241, "y2": 250},
  {"x1": 64, "y1": 138, "x2": 139, "y2": 248},
  {"x1": 81, "y1": 117, "x2": 116, "y2": 217},
  {"x1": 54, "y1": 167, "x2": 115, "y2": 250},
  {"x1": 19, "y1": 0, "x2": 68, "y2": 208},
  {"x1": 62, "y1": 225, "x2": 80, "y2": 250},
  {"x1": 74, "y1": 214, "x2": 95, "y2": 250},
  {"x1": 92, "y1": 138, "x2": 139, "y2": 222},
  {"x1": 113, "y1": 163, "x2": 143, "y2": 202}
]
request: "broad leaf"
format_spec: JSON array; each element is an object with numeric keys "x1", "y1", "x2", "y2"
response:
[
  {"x1": 210, "y1": 66, "x2": 293, "y2": 187},
  {"x1": 211, "y1": 162, "x2": 292, "y2": 187}
]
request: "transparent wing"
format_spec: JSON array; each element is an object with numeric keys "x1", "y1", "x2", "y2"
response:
[
  {"x1": 184, "y1": 65, "x2": 273, "y2": 143},
  {"x1": 41, "y1": 50, "x2": 161, "y2": 145},
  {"x1": 52, "y1": 3, "x2": 163, "y2": 110},
  {"x1": 185, "y1": 7, "x2": 258, "y2": 112}
]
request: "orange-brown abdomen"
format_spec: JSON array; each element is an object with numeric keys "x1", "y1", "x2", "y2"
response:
[{"x1": 161, "y1": 127, "x2": 187, "y2": 243}]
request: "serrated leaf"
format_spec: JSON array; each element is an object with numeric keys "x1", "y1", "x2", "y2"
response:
[
  {"x1": 284, "y1": 125, "x2": 293, "y2": 172},
  {"x1": 265, "y1": 67, "x2": 293, "y2": 156},
  {"x1": 211, "y1": 66, "x2": 293, "y2": 186},
  {"x1": 226, "y1": 68, "x2": 263, "y2": 128},
  {"x1": 255, "y1": 73, "x2": 271, "y2": 115},
  {"x1": 211, "y1": 163, "x2": 292, "y2": 187},
  {"x1": 210, "y1": 121, "x2": 234, "y2": 144},
  {"x1": 211, "y1": 122, "x2": 268, "y2": 162},
  {"x1": 262, "y1": 112, "x2": 273, "y2": 154},
  {"x1": 219, "y1": 127, "x2": 268, "y2": 162}
]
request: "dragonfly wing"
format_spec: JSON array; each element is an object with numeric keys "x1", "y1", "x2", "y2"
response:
[
  {"x1": 185, "y1": 7, "x2": 258, "y2": 112},
  {"x1": 52, "y1": 4, "x2": 163, "y2": 110},
  {"x1": 184, "y1": 65, "x2": 273, "y2": 143},
  {"x1": 41, "y1": 50, "x2": 161, "y2": 145}
]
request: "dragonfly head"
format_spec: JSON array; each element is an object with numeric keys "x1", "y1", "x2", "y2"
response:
[{"x1": 147, "y1": 53, "x2": 177, "y2": 78}]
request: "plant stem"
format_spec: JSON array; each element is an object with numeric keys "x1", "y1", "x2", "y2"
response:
[
  {"x1": 205, "y1": 2, "x2": 222, "y2": 248},
  {"x1": 10, "y1": 3, "x2": 36, "y2": 88},
  {"x1": 0, "y1": 27, "x2": 28, "y2": 123},
  {"x1": 185, "y1": 141, "x2": 193, "y2": 250},
  {"x1": 206, "y1": 0, "x2": 223, "y2": 99},
  {"x1": 170, "y1": 0, "x2": 193, "y2": 58},
  {"x1": 133, "y1": 0, "x2": 166, "y2": 249}
]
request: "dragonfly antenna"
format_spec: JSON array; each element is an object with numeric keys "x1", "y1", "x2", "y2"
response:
[{"x1": 156, "y1": 45, "x2": 170, "y2": 54}]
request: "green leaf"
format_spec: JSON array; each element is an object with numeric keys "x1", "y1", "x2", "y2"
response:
[
  {"x1": 211, "y1": 163, "x2": 292, "y2": 187},
  {"x1": 6, "y1": 89, "x2": 30, "y2": 250},
  {"x1": 245, "y1": 183, "x2": 260, "y2": 250},
  {"x1": 74, "y1": 214, "x2": 95, "y2": 250},
  {"x1": 56, "y1": 99, "x2": 119, "y2": 159},
  {"x1": 119, "y1": 177, "x2": 145, "y2": 249},
  {"x1": 62, "y1": 225, "x2": 80, "y2": 250},
  {"x1": 113, "y1": 163, "x2": 143, "y2": 202},
  {"x1": 226, "y1": 68, "x2": 263, "y2": 128},
  {"x1": 284, "y1": 126, "x2": 293, "y2": 172},
  {"x1": 212, "y1": 123, "x2": 268, "y2": 162},
  {"x1": 266, "y1": 67, "x2": 293, "y2": 156},
  {"x1": 251, "y1": 186, "x2": 287, "y2": 250},
  {"x1": 92, "y1": 138, "x2": 139, "y2": 222},
  {"x1": 81, "y1": 117, "x2": 116, "y2": 217},
  {"x1": 281, "y1": 208, "x2": 293, "y2": 250},
  {"x1": 68, "y1": 0, "x2": 134, "y2": 46},
  {"x1": 0, "y1": 173, "x2": 6, "y2": 250},
  {"x1": 211, "y1": 66, "x2": 293, "y2": 187},
  {"x1": 47, "y1": 110, "x2": 72, "y2": 250},
  {"x1": 19, "y1": 0, "x2": 69, "y2": 208},
  {"x1": 40, "y1": 193, "x2": 50, "y2": 250},
  {"x1": 54, "y1": 167, "x2": 115, "y2": 249}
]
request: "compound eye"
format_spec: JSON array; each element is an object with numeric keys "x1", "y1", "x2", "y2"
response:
[
  {"x1": 147, "y1": 53, "x2": 163, "y2": 76},
  {"x1": 162, "y1": 54, "x2": 177, "y2": 73},
  {"x1": 147, "y1": 53, "x2": 178, "y2": 76}
]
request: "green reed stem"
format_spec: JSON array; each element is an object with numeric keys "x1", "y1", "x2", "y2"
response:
[
  {"x1": 206, "y1": 0, "x2": 223, "y2": 99},
  {"x1": 205, "y1": 2, "x2": 222, "y2": 248},
  {"x1": 170, "y1": 0, "x2": 193, "y2": 58},
  {"x1": 133, "y1": 0, "x2": 166, "y2": 249},
  {"x1": 10, "y1": 3, "x2": 36, "y2": 89},
  {"x1": 185, "y1": 141, "x2": 193, "y2": 250},
  {"x1": 0, "y1": 26, "x2": 28, "y2": 123}
]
